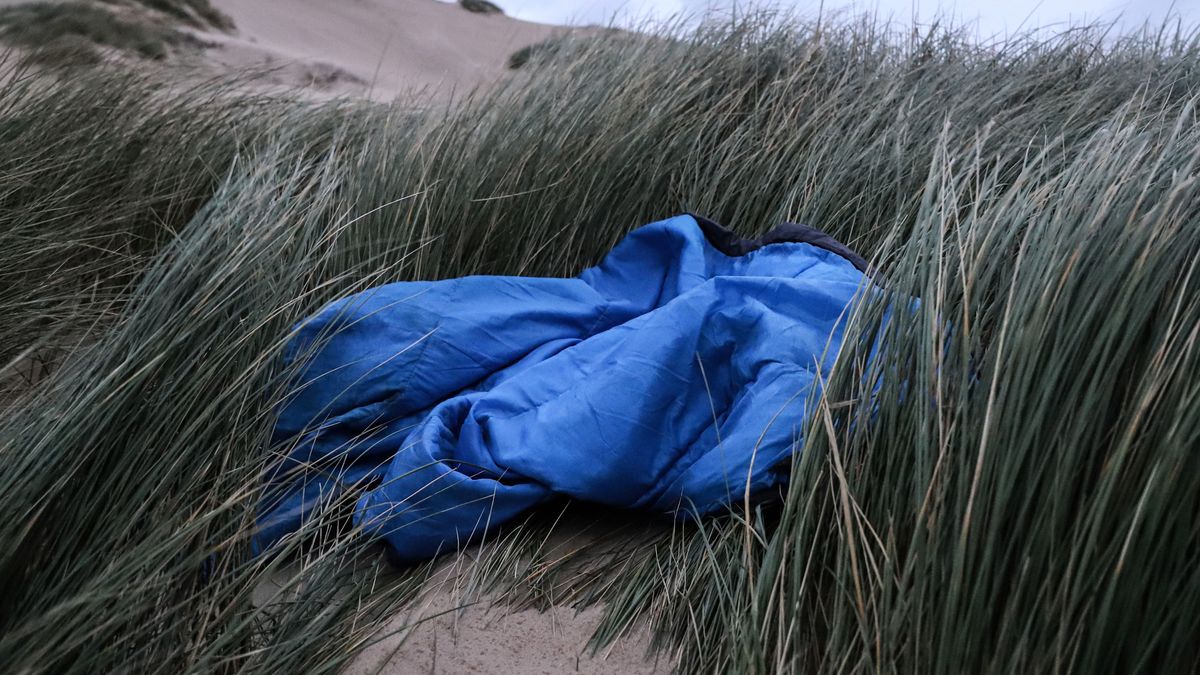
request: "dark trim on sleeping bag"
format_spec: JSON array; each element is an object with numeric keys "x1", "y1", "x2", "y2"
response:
[{"x1": 689, "y1": 213, "x2": 871, "y2": 274}]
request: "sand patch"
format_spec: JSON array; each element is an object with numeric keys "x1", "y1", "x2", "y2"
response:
[{"x1": 194, "y1": 0, "x2": 573, "y2": 100}]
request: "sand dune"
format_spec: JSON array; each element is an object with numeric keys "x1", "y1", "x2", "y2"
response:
[
  {"x1": 195, "y1": 0, "x2": 569, "y2": 99},
  {"x1": 0, "y1": 0, "x2": 572, "y2": 99}
]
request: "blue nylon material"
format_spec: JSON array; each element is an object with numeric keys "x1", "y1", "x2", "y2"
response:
[{"x1": 259, "y1": 214, "x2": 870, "y2": 562}]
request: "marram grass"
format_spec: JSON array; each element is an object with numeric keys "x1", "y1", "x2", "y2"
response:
[{"x1": 1, "y1": 13, "x2": 1198, "y2": 674}]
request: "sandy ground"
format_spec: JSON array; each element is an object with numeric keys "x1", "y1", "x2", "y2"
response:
[
  {"x1": 252, "y1": 511, "x2": 674, "y2": 675},
  {"x1": 194, "y1": 0, "x2": 569, "y2": 100},
  {"x1": 347, "y1": 511, "x2": 673, "y2": 675},
  {"x1": 346, "y1": 588, "x2": 668, "y2": 675}
]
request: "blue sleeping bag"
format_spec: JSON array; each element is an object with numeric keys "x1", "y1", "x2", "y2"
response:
[{"x1": 259, "y1": 214, "x2": 872, "y2": 562}]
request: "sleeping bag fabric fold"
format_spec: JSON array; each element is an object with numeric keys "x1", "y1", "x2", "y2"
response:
[{"x1": 259, "y1": 214, "x2": 872, "y2": 563}]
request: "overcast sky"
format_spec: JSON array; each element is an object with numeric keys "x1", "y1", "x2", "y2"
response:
[{"x1": 473, "y1": 0, "x2": 1196, "y2": 35}]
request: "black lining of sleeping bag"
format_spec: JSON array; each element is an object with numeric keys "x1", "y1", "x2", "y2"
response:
[{"x1": 689, "y1": 213, "x2": 871, "y2": 274}]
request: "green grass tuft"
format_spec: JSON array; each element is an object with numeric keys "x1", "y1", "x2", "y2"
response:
[
  {"x1": 508, "y1": 35, "x2": 566, "y2": 69},
  {"x1": 137, "y1": 0, "x2": 232, "y2": 29},
  {"x1": 0, "y1": 1, "x2": 199, "y2": 64},
  {"x1": 459, "y1": 0, "x2": 504, "y2": 16}
]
